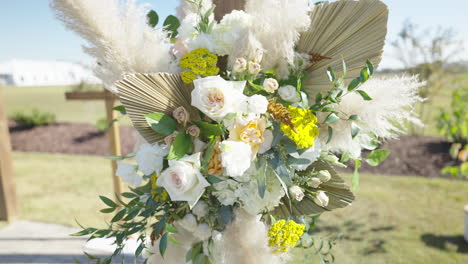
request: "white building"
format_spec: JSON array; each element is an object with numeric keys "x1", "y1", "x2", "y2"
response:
[{"x1": 0, "y1": 59, "x2": 100, "y2": 86}]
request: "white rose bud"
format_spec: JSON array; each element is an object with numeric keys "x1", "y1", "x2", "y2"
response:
[
  {"x1": 248, "y1": 61, "x2": 261, "y2": 75},
  {"x1": 263, "y1": 78, "x2": 279, "y2": 93},
  {"x1": 314, "y1": 191, "x2": 329, "y2": 207},
  {"x1": 289, "y1": 185, "x2": 305, "y2": 202},
  {"x1": 233, "y1": 58, "x2": 247, "y2": 73},
  {"x1": 173, "y1": 106, "x2": 190, "y2": 126},
  {"x1": 307, "y1": 177, "x2": 322, "y2": 188},
  {"x1": 178, "y1": 213, "x2": 197, "y2": 232},
  {"x1": 164, "y1": 132, "x2": 178, "y2": 146},
  {"x1": 187, "y1": 125, "x2": 200, "y2": 137},
  {"x1": 278, "y1": 85, "x2": 300, "y2": 103},
  {"x1": 318, "y1": 170, "x2": 331, "y2": 183},
  {"x1": 192, "y1": 200, "x2": 209, "y2": 219}
]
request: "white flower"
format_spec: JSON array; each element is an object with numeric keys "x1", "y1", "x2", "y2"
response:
[
  {"x1": 194, "y1": 223, "x2": 212, "y2": 241},
  {"x1": 318, "y1": 170, "x2": 332, "y2": 183},
  {"x1": 314, "y1": 191, "x2": 329, "y2": 207},
  {"x1": 178, "y1": 213, "x2": 198, "y2": 232},
  {"x1": 187, "y1": 125, "x2": 201, "y2": 137},
  {"x1": 135, "y1": 143, "x2": 168, "y2": 176},
  {"x1": 192, "y1": 200, "x2": 209, "y2": 219},
  {"x1": 248, "y1": 61, "x2": 261, "y2": 75},
  {"x1": 278, "y1": 85, "x2": 300, "y2": 103},
  {"x1": 289, "y1": 186, "x2": 305, "y2": 202},
  {"x1": 233, "y1": 58, "x2": 247, "y2": 72},
  {"x1": 116, "y1": 161, "x2": 141, "y2": 186},
  {"x1": 173, "y1": 106, "x2": 190, "y2": 126},
  {"x1": 192, "y1": 76, "x2": 247, "y2": 122},
  {"x1": 308, "y1": 178, "x2": 322, "y2": 188},
  {"x1": 213, "y1": 179, "x2": 240, "y2": 206},
  {"x1": 289, "y1": 140, "x2": 321, "y2": 171},
  {"x1": 258, "y1": 130, "x2": 273, "y2": 154},
  {"x1": 245, "y1": 95, "x2": 268, "y2": 115},
  {"x1": 263, "y1": 78, "x2": 279, "y2": 93},
  {"x1": 220, "y1": 141, "x2": 252, "y2": 177},
  {"x1": 157, "y1": 153, "x2": 210, "y2": 208}
]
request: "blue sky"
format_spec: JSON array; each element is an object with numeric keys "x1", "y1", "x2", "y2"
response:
[{"x1": 0, "y1": 0, "x2": 467, "y2": 69}]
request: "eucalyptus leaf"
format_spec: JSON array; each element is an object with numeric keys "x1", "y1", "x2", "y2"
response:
[
  {"x1": 356, "y1": 90, "x2": 372, "y2": 101},
  {"x1": 349, "y1": 114, "x2": 358, "y2": 121},
  {"x1": 324, "y1": 113, "x2": 339, "y2": 124},
  {"x1": 351, "y1": 122, "x2": 360, "y2": 139},
  {"x1": 159, "y1": 233, "x2": 168, "y2": 257},
  {"x1": 256, "y1": 158, "x2": 268, "y2": 198},
  {"x1": 360, "y1": 67, "x2": 370, "y2": 83},
  {"x1": 112, "y1": 105, "x2": 127, "y2": 115},
  {"x1": 145, "y1": 112, "x2": 177, "y2": 136},
  {"x1": 326, "y1": 67, "x2": 336, "y2": 82},
  {"x1": 99, "y1": 195, "x2": 118, "y2": 208},
  {"x1": 347, "y1": 77, "x2": 361, "y2": 91},
  {"x1": 365, "y1": 149, "x2": 390, "y2": 166},
  {"x1": 207, "y1": 175, "x2": 224, "y2": 184},
  {"x1": 111, "y1": 209, "x2": 127, "y2": 222},
  {"x1": 366, "y1": 59, "x2": 374, "y2": 75},
  {"x1": 326, "y1": 126, "x2": 333, "y2": 144}
]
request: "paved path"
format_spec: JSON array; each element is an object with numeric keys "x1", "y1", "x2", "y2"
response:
[{"x1": 0, "y1": 221, "x2": 141, "y2": 264}]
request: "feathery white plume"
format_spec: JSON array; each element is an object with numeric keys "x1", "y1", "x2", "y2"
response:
[
  {"x1": 176, "y1": 0, "x2": 213, "y2": 20},
  {"x1": 51, "y1": 0, "x2": 175, "y2": 92},
  {"x1": 318, "y1": 75, "x2": 425, "y2": 158},
  {"x1": 245, "y1": 0, "x2": 311, "y2": 78}
]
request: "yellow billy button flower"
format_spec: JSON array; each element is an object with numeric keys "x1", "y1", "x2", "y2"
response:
[
  {"x1": 280, "y1": 106, "x2": 319, "y2": 149},
  {"x1": 180, "y1": 48, "x2": 220, "y2": 84},
  {"x1": 268, "y1": 220, "x2": 306, "y2": 253}
]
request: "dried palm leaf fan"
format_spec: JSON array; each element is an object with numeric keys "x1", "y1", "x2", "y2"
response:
[
  {"x1": 298, "y1": 0, "x2": 389, "y2": 93},
  {"x1": 272, "y1": 161, "x2": 355, "y2": 218},
  {"x1": 115, "y1": 73, "x2": 198, "y2": 143}
]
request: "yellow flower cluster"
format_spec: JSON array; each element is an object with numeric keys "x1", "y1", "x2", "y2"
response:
[
  {"x1": 280, "y1": 106, "x2": 319, "y2": 149},
  {"x1": 268, "y1": 220, "x2": 306, "y2": 253},
  {"x1": 180, "y1": 48, "x2": 220, "y2": 84},
  {"x1": 151, "y1": 173, "x2": 168, "y2": 202}
]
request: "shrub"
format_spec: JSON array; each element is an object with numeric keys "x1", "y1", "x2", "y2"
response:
[{"x1": 10, "y1": 109, "x2": 56, "y2": 127}]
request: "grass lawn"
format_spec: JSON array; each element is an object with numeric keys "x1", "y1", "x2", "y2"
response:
[{"x1": 2, "y1": 152, "x2": 468, "y2": 263}]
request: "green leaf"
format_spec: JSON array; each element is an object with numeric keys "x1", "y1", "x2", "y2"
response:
[
  {"x1": 356, "y1": 90, "x2": 372, "y2": 101},
  {"x1": 100, "y1": 207, "x2": 116, "y2": 214},
  {"x1": 147, "y1": 10, "x2": 159, "y2": 28},
  {"x1": 165, "y1": 224, "x2": 178, "y2": 234},
  {"x1": 326, "y1": 126, "x2": 333, "y2": 144},
  {"x1": 342, "y1": 60, "x2": 347, "y2": 76},
  {"x1": 324, "y1": 113, "x2": 340, "y2": 124},
  {"x1": 349, "y1": 114, "x2": 358, "y2": 121},
  {"x1": 352, "y1": 160, "x2": 361, "y2": 190},
  {"x1": 121, "y1": 192, "x2": 137, "y2": 199},
  {"x1": 351, "y1": 122, "x2": 360, "y2": 139},
  {"x1": 256, "y1": 158, "x2": 268, "y2": 198},
  {"x1": 315, "y1": 91, "x2": 323, "y2": 104},
  {"x1": 159, "y1": 232, "x2": 168, "y2": 257},
  {"x1": 99, "y1": 195, "x2": 118, "y2": 208},
  {"x1": 135, "y1": 244, "x2": 145, "y2": 257},
  {"x1": 195, "y1": 121, "x2": 224, "y2": 138},
  {"x1": 347, "y1": 77, "x2": 361, "y2": 91},
  {"x1": 360, "y1": 67, "x2": 370, "y2": 83},
  {"x1": 163, "y1": 15, "x2": 181, "y2": 38},
  {"x1": 365, "y1": 149, "x2": 390, "y2": 167},
  {"x1": 201, "y1": 137, "x2": 216, "y2": 174},
  {"x1": 169, "y1": 234, "x2": 183, "y2": 245},
  {"x1": 366, "y1": 59, "x2": 374, "y2": 75},
  {"x1": 207, "y1": 175, "x2": 223, "y2": 184},
  {"x1": 70, "y1": 227, "x2": 97, "y2": 237},
  {"x1": 123, "y1": 207, "x2": 140, "y2": 221},
  {"x1": 340, "y1": 152, "x2": 351, "y2": 163},
  {"x1": 326, "y1": 67, "x2": 336, "y2": 82},
  {"x1": 167, "y1": 132, "x2": 192, "y2": 160},
  {"x1": 145, "y1": 112, "x2": 177, "y2": 136},
  {"x1": 111, "y1": 209, "x2": 126, "y2": 222},
  {"x1": 112, "y1": 105, "x2": 127, "y2": 115},
  {"x1": 154, "y1": 217, "x2": 167, "y2": 237}
]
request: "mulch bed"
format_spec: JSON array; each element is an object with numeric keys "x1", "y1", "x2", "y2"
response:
[{"x1": 8, "y1": 121, "x2": 458, "y2": 178}]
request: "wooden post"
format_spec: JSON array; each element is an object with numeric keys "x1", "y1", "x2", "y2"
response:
[
  {"x1": 0, "y1": 87, "x2": 18, "y2": 221},
  {"x1": 464, "y1": 205, "x2": 468, "y2": 243},
  {"x1": 212, "y1": 0, "x2": 246, "y2": 21},
  {"x1": 104, "y1": 91, "x2": 123, "y2": 200},
  {"x1": 65, "y1": 90, "x2": 123, "y2": 201}
]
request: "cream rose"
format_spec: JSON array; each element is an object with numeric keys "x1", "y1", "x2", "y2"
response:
[
  {"x1": 289, "y1": 185, "x2": 305, "y2": 202},
  {"x1": 233, "y1": 58, "x2": 247, "y2": 73},
  {"x1": 173, "y1": 106, "x2": 190, "y2": 126},
  {"x1": 192, "y1": 76, "x2": 247, "y2": 122},
  {"x1": 263, "y1": 78, "x2": 279, "y2": 93},
  {"x1": 157, "y1": 153, "x2": 210, "y2": 208},
  {"x1": 278, "y1": 85, "x2": 300, "y2": 103},
  {"x1": 248, "y1": 61, "x2": 261, "y2": 75},
  {"x1": 314, "y1": 191, "x2": 329, "y2": 207}
]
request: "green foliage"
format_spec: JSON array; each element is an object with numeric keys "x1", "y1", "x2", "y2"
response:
[
  {"x1": 186, "y1": 0, "x2": 216, "y2": 34},
  {"x1": 167, "y1": 132, "x2": 193, "y2": 160},
  {"x1": 364, "y1": 149, "x2": 390, "y2": 167},
  {"x1": 94, "y1": 117, "x2": 107, "y2": 132},
  {"x1": 147, "y1": 10, "x2": 159, "y2": 28},
  {"x1": 195, "y1": 121, "x2": 225, "y2": 138},
  {"x1": 10, "y1": 108, "x2": 56, "y2": 127},
  {"x1": 436, "y1": 86, "x2": 468, "y2": 145},
  {"x1": 163, "y1": 15, "x2": 181, "y2": 39},
  {"x1": 145, "y1": 112, "x2": 178, "y2": 136}
]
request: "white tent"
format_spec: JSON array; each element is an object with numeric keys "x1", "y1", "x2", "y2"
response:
[{"x1": 0, "y1": 59, "x2": 100, "y2": 86}]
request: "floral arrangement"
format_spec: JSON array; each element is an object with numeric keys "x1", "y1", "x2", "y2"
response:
[{"x1": 52, "y1": 0, "x2": 425, "y2": 263}]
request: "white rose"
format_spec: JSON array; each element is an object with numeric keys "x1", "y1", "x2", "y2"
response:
[
  {"x1": 157, "y1": 153, "x2": 210, "y2": 208},
  {"x1": 314, "y1": 191, "x2": 329, "y2": 207},
  {"x1": 248, "y1": 61, "x2": 261, "y2": 75},
  {"x1": 135, "y1": 143, "x2": 168, "y2": 176},
  {"x1": 278, "y1": 85, "x2": 300, "y2": 103},
  {"x1": 192, "y1": 76, "x2": 247, "y2": 122},
  {"x1": 194, "y1": 223, "x2": 212, "y2": 241},
  {"x1": 220, "y1": 141, "x2": 252, "y2": 177},
  {"x1": 233, "y1": 58, "x2": 247, "y2": 72},
  {"x1": 308, "y1": 177, "x2": 322, "y2": 188},
  {"x1": 116, "y1": 161, "x2": 142, "y2": 186},
  {"x1": 263, "y1": 78, "x2": 279, "y2": 93},
  {"x1": 178, "y1": 213, "x2": 198, "y2": 232},
  {"x1": 318, "y1": 170, "x2": 332, "y2": 183},
  {"x1": 289, "y1": 185, "x2": 305, "y2": 202},
  {"x1": 290, "y1": 140, "x2": 321, "y2": 171},
  {"x1": 246, "y1": 95, "x2": 268, "y2": 115},
  {"x1": 258, "y1": 130, "x2": 273, "y2": 154},
  {"x1": 192, "y1": 200, "x2": 209, "y2": 219}
]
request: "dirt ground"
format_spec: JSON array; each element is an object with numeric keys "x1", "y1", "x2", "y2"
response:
[{"x1": 8, "y1": 121, "x2": 458, "y2": 178}]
